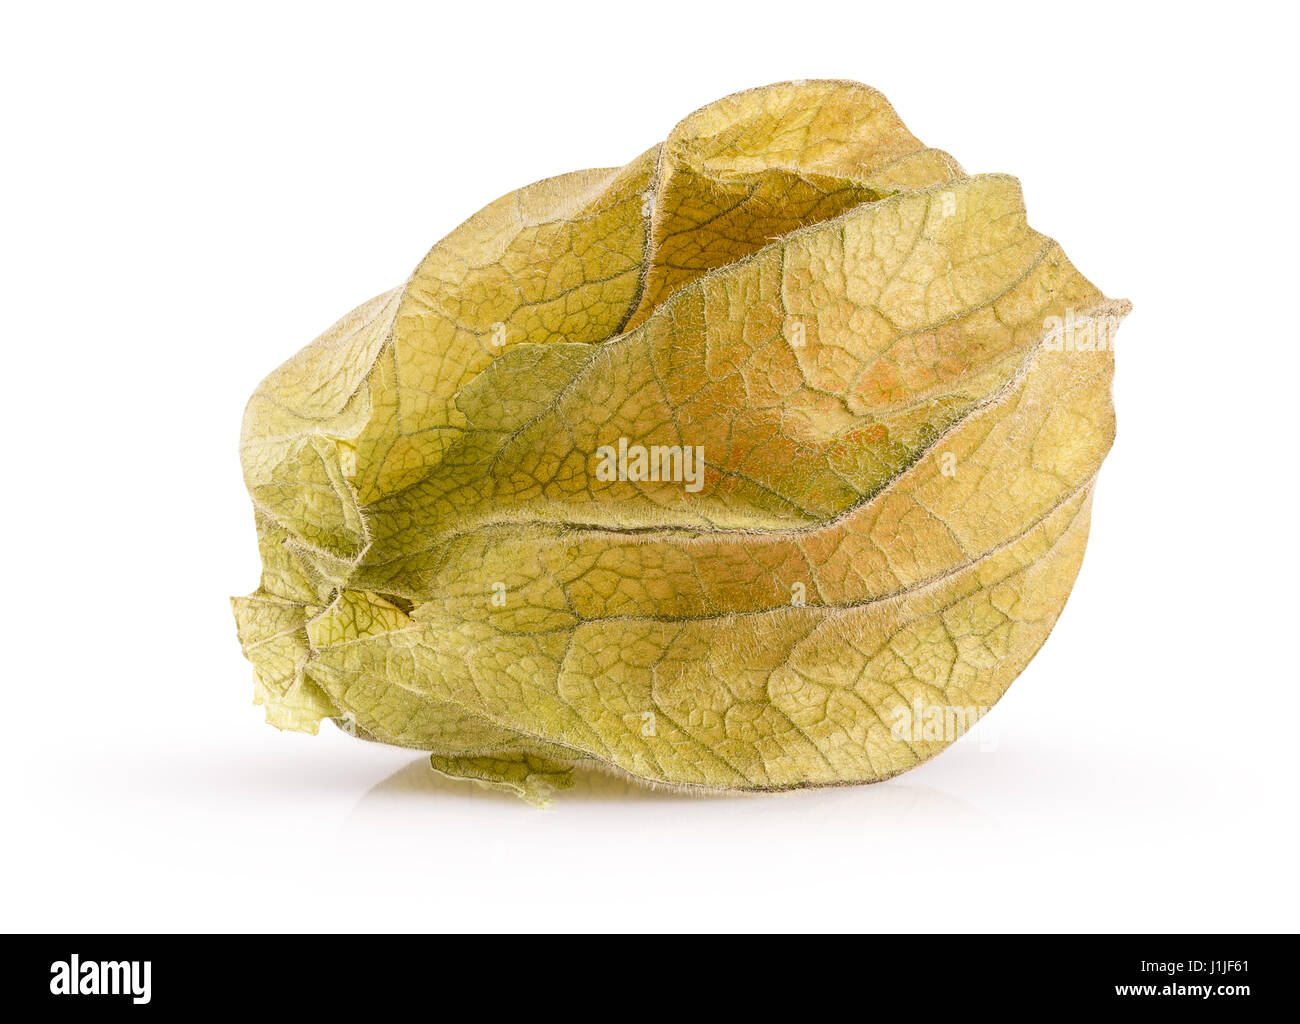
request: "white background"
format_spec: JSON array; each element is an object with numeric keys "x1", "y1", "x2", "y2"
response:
[{"x1": 3, "y1": 1, "x2": 1296, "y2": 932}]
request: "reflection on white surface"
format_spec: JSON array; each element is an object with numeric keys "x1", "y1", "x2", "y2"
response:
[
  {"x1": 6, "y1": 725, "x2": 1292, "y2": 932},
  {"x1": 343, "y1": 755, "x2": 1000, "y2": 826},
  {"x1": 330, "y1": 755, "x2": 1005, "y2": 931}
]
